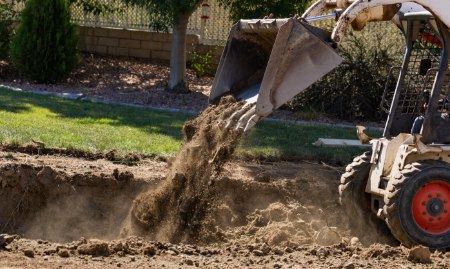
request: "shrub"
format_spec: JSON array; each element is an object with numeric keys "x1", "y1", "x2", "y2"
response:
[
  {"x1": 188, "y1": 50, "x2": 216, "y2": 77},
  {"x1": 11, "y1": 0, "x2": 79, "y2": 83},
  {"x1": 288, "y1": 22, "x2": 404, "y2": 121}
]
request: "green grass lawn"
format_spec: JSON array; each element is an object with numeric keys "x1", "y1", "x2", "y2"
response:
[{"x1": 0, "y1": 86, "x2": 373, "y2": 164}]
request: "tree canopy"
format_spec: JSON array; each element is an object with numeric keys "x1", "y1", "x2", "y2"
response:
[
  {"x1": 123, "y1": 0, "x2": 202, "y2": 31},
  {"x1": 69, "y1": 0, "x2": 123, "y2": 15},
  {"x1": 122, "y1": 0, "x2": 311, "y2": 30},
  {"x1": 219, "y1": 0, "x2": 310, "y2": 22}
]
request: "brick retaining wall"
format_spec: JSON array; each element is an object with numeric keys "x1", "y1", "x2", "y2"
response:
[{"x1": 77, "y1": 26, "x2": 217, "y2": 62}]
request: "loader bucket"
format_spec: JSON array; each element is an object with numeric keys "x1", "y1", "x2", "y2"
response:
[{"x1": 210, "y1": 18, "x2": 342, "y2": 129}]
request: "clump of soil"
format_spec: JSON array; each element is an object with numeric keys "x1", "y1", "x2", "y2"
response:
[
  {"x1": 196, "y1": 161, "x2": 395, "y2": 247},
  {"x1": 130, "y1": 96, "x2": 248, "y2": 242}
]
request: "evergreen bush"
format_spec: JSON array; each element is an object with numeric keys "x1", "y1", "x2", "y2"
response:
[
  {"x1": 11, "y1": 0, "x2": 79, "y2": 83},
  {"x1": 0, "y1": 1, "x2": 18, "y2": 60}
]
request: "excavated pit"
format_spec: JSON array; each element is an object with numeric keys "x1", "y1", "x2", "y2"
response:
[
  {"x1": 0, "y1": 151, "x2": 394, "y2": 248},
  {"x1": 0, "y1": 153, "x2": 162, "y2": 242}
]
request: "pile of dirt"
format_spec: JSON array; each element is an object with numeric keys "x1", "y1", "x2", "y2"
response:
[
  {"x1": 196, "y1": 161, "x2": 395, "y2": 247},
  {"x1": 129, "y1": 96, "x2": 249, "y2": 242}
]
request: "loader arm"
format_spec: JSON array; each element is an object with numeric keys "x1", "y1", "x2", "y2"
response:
[{"x1": 332, "y1": 0, "x2": 450, "y2": 42}]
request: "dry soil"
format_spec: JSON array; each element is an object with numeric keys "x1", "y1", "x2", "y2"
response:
[{"x1": 0, "y1": 150, "x2": 448, "y2": 268}]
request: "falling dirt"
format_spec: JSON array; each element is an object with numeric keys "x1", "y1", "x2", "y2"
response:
[{"x1": 129, "y1": 96, "x2": 247, "y2": 242}]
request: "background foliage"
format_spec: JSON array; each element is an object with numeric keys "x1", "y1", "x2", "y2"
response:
[
  {"x1": 0, "y1": 1, "x2": 24, "y2": 60},
  {"x1": 288, "y1": 23, "x2": 405, "y2": 121},
  {"x1": 69, "y1": 0, "x2": 123, "y2": 15},
  {"x1": 188, "y1": 50, "x2": 216, "y2": 77},
  {"x1": 122, "y1": 0, "x2": 202, "y2": 31},
  {"x1": 219, "y1": 0, "x2": 309, "y2": 21}
]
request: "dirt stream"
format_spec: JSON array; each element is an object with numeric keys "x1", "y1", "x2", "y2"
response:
[
  {"x1": 127, "y1": 96, "x2": 247, "y2": 242},
  {"x1": 0, "y1": 97, "x2": 448, "y2": 268}
]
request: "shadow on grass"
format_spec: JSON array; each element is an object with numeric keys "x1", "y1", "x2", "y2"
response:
[
  {"x1": 0, "y1": 97, "x2": 31, "y2": 114},
  {"x1": 0, "y1": 87, "x2": 192, "y2": 141}
]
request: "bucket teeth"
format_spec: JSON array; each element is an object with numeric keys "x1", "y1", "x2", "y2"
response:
[
  {"x1": 224, "y1": 104, "x2": 259, "y2": 132},
  {"x1": 224, "y1": 104, "x2": 253, "y2": 130},
  {"x1": 243, "y1": 114, "x2": 261, "y2": 132},
  {"x1": 239, "y1": 19, "x2": 290, "y2": 33},
  {"x1": 236, "y1": 106, "x2": 257, "y2": 131}
]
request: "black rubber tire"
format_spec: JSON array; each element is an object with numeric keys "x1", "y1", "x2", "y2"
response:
[
  {"x1": 339, "y1": 152, "x2": 381, "y2": 242},
  {"x1": 339, "y1": 151, "x2": 372, "y2": 210},
  {"x1": 383, "y1": 161, "x2": 450, "y2": 249},
  {"x1": 339, "y1": 152, "x2": 395, "y2": 245}
]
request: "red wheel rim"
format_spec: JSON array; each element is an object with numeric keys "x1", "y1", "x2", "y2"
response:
[{"x1": 412, "y1": 180, "x2": 450, "y2": 235}]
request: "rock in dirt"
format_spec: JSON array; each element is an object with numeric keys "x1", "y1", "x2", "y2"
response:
[
  {"x1": 44, "y1": 248, "x2": 58, "y2": 255},
  {"x1": 23, "y1": 249, "x2": 34, "y2": 258},
  {"x1": 273, "y1": 247, "x2": 284, "y2": 255},
  {"x1": 267, "y1": 230, "x2": 290, "y2": 245},
  {"x1": 143, "y1": 245, "x2": 156, "y2": 256},
  {"x1": 58, "y1": 248, "x2": 70, "y2": 258},
  {"x1": 349, "y1": 237, "x2": 361, "y2": 246},
  {"x1": 343, "y1": 261, "x2": 356, "y2": 269},
  {"x1": 3, "y1": 235, "x2": 16, "y2": 244},
  {"x1": 407, "y1": 246, "x2": 432, "y2": 264},
  {"x1": 252, "y1": 250, "x2": 265, "y2": 256},
  {"x1": 78, "y1": 240, "x2": 109, "y2": 257}
]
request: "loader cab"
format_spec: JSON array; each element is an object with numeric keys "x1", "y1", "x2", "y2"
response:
[{"x1": 382, "y1": 11, "x2": 450, "y2": 144}]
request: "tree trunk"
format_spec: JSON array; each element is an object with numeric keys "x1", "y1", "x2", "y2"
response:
[{"x1": 168, "y1": 14, "x2": 190, "y2": 92}]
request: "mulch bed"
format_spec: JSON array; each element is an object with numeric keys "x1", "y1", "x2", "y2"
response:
[{"x1": 0, "y1": 54, "x2": 213, "y2": 112}]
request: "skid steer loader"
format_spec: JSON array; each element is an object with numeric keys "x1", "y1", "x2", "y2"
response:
[{"x1": 209, "y1": 0, "x2": 450, "y2": 249}]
